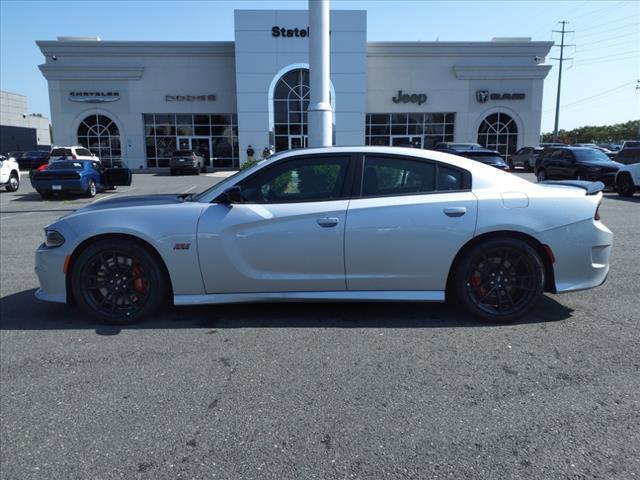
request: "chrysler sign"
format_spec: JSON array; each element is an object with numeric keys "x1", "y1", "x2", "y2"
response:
[{"x1": 69, "y1": 91, "x2": 120, "y2": 103}]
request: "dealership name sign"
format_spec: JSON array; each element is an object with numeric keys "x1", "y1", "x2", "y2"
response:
[
  {"x1": 165, "y1": 94, "x2": 216, "y2": 102},
  {"x1": 69, "y1": 91, "x2": 119, "y2": 103},
  {"x1": 476, "y1": 90, "x2": 526, "y2": 103},
  {"x1": 272, "y1": 26, "x2": 310, "y2": 37},
  {"x1": 392, "y1": 90, "x2": 427, "y2": 106}
]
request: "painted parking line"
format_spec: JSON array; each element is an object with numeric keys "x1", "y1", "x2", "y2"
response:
[
  {"x1": 91, "y1": 187, "x2": 137, "y2": 203},
  {"x1": 181, "y1": 185, "x2": 196, "y2": 194}
]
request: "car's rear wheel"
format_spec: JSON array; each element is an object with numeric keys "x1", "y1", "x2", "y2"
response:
[
  {"x1": 71, "y1": 238, "x2": 168, "y2": 324},
  {"x1": 86, "y1": 180, "x2": 97, "y2": 198},
  {"x1": 38, "y1": 190, "x2": 52, "y2": 199},
  {"x1": 524, "y1": 161, "x2": 533, "y2": 172},
  {"x1": 536, "y1": 169, "x2": 547, "y2": 182},
  {"x1": 616, "y1": 173, "x2": 635, "y2": 197},
  {"x1": 6, "y1": 173, "x2": 19, "y2": 192},
  {"x1": 453, "y1": 238, "x2": 545, "y2": 323}
]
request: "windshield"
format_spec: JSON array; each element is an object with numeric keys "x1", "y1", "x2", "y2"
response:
[
  {"x1": 47, "y1": 161, "x2": 84, "y2": 170},
  {"x1": 574, "y1": 149, "x2": 612, "y2": 163},
  {"x1": 192, "y1": 160, "x2": 265, "y2": 202}
]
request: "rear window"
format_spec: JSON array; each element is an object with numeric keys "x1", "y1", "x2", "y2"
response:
[
  {"x1": 172, "y1": 150, "x2": 194, "y2": 156},
  {"x1": 574, "y1": 149, "x2": 612, "y2": 163},
  {"x1": 75, "y1": 148, "x2": 93, "y2": 156},
  {"x1": 51, "y1": 148, "x2": 67, "y2": 157},
  {"x1": 467, "y1": 154, "x2": 505, "y2": 164},
  {"x1": 48, "y1": 161, "x2": 84, "y2": 170}
]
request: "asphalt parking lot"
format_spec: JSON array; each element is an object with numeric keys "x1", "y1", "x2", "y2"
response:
[{"x1": 1, "y1": 170, "x2": 639, "y2": 480}]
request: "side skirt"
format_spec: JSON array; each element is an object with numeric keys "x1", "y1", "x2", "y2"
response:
[{"x1": 174, "y1": 290, "x2": 445, "y2": 306}]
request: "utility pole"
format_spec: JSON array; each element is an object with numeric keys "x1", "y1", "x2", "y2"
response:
[
  {"x1": 550, "y1": 21, "x2": 574, "y2": 143},
  {"x1": 308, "y1": 0, "x2": 332, "y2": 147}
]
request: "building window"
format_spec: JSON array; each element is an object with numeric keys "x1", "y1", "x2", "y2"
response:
[
  {"x1": 365, "y1": 113, "x2": 455, "y2": 149},
  {"x1": 143, "y1": 114, "x2": 238, "y2": 168},
  {"x1": 77, "y1": 114, "x2": 121, "y2": 167},
  {"x1": 273, "y1": 68, "x2": 310, "y2": 152},
  {"x1": 477, "y1": 112, "x2": 518, "y2": 160}
]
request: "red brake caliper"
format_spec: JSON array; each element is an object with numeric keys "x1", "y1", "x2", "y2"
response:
[
  {"x1": 132, "y1": 265, "x2": 148, "y2": 296},
  {"x1": 471, "y1": 274, "x2": 485, "y2": 298}
]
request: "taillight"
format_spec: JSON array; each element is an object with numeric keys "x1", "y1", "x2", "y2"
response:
[{"x1": 594, "y1": 201, "x2": 602, "y2": 221}]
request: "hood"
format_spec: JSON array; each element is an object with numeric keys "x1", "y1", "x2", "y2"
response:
[
  {"x1": 75, "y1": 194, "x2": 185, "y2": 214},
  {"x1": 580, "y1": 160, "x2": 622, "y2": 171}
]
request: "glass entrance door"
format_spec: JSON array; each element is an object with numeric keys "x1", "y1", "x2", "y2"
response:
[
  {"x1": 289, "y1": 135, "x2": 308, "y2": 150},
  {"x1": 391, "y1": 136, "x2": 423, "y2": 148},
  {"x1": 177, "y1": 137, "x2": 212, "y2": 168}
]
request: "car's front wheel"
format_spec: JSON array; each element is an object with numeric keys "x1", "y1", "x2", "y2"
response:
[
  {"x1": 453, "y1": 238, "x2": 545, "y2": 323},
  {"x1": 536, "y1": 169, "x2": 547, "y2": 182},
  {"x1": 6, "y1": 173, "x2": 19, "y2": 192},
  {"x1": 71, "y1": 238, "x2": 168, "y2": 324},
  {"x1": 616, "y1": 173, "x2": 635, "y2": 197}
]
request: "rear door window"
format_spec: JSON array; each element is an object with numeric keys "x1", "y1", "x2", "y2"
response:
[
  {"x1": 75, "y1": 148, "x2": 93, "y2": 156},
  {"x1": 362, "y1": 156, "x2": 435, "y2": 197}
]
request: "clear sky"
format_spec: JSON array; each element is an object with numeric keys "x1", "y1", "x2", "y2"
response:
[{"x1": 1, "y1": 0, "x2": 638, "y2": 133}]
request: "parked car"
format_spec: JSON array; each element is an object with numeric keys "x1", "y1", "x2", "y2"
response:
[
  {"x1": 169, "y1": 150, "x2": 205, "y2": 175},
  {"x1": 539, "y1": 142, "x2": 567, "y2": 148},
  {"x1": 31, "y1": 160, "x2": 131, "y2": 199},
  {"x1": 5, "y1": 151, "x2": 25, "y2": 162},
  {"x1": 510, "y1": 147, "x2": 543, "y2": 171},
  {"x1": 615, "y1": 156, "x2": 640, "y2": 197},
  {"x1": 434, "y1": 142, "x2": 483, "y2": 151},
  {"x1": 34, "y1": 146, "x2": 612, "y2": 325},
  {"x1": 535, "y1": 146, "x2": 622, "y2": 187},
  {"x1": 0, "y1": 155, "x2": 21, "y2": 191},
  {"x1": 17, "y1": 150, "x2": 50, "y2": 170},
  {"x1": 613, "y1": 147, "x2": 640, "y2": 165},
  {"x1": 572, "y1": 143, "x2": 617, "y2": 160},
  {"x1": 49, "y1": 146, "x2": 100, "y2": 163},
  {"x1": 438, "y1": 147, "x2": 509, "y2": 170},
  {"x1": 621, "y1": 141, "x2": 640, "y2": 150}
]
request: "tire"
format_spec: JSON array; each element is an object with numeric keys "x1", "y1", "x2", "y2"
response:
[
  {"x1": 169, "y1": 169, "x2": 176, "y2": 176},
  {"x1": 86, "y1": 180, "x2": 97, "y2": 198},
  {"x1": 452, "y1": 237, "x2": 545, "y2": 323},
  {"x1": 6, "y1": 173, "x2": 19, "y2": 192},
  {"x1": 193, "y1": 167, "x2": 200, "y2": 176},
  {"x1": 38, "y1": 190, "x2": 52, "y2": 199},
  {"x1": 524, "y1": 161, "x2": 533, "y2": 173},
  {"x1": 71, "y1": 238, "x2": 168, "y2": 324},
  {"x1": 616, "y1": 173, "x2": 635, "y2": 197},
  {"x1": 507, "y1": 159, "x2": 514, "y2": 170},
  {"x1": 536, "y1": 169, "x2": 547, "y2": 182}
]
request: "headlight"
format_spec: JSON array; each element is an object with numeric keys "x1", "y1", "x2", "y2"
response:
[{"x1": 45, "y1": 229, "x2": 65, "y2": 247}]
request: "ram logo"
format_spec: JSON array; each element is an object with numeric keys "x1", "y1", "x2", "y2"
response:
[{"x1": 476, "y1": 90, "x2": 489, "y2": 104}]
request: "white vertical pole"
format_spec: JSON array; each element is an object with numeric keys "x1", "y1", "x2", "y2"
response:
[{"x1": 308, "y1": 0, "x2": 332, "y2": 147}]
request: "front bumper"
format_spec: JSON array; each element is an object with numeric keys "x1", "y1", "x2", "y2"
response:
[
  {"x1": 34, "y1": 242, "x2": 68, "y2": 303},
  {"x1": 537, "y1": 217, "x2": 613, "y2": 294}
]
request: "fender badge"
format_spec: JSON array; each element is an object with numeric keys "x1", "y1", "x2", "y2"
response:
[{"x1": 173, "y1": 243, "x2": 191, "y2": 250}]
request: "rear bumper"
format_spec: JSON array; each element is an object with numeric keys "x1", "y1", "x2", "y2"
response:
[
  {"x1": 31, "y1": 179, "x2": 88, "y2": 193},
  {"x1": 537, "y1": 218, "x2": 613, "y2": 294}
]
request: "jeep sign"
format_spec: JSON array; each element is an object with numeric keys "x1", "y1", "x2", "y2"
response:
[{"x1": 392, "y1": 90, "x2": 427, "y2": 106}]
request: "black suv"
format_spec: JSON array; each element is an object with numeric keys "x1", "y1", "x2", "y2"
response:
[
  {"x1": 437, "y1": 147, "x2": 509, "y2": 170},
  {"x1": 535, "y1": 146, "x2": 622, "y2": 186}
]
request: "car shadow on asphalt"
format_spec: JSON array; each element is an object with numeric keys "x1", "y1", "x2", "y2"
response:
[
  {"x1": 0, "y1": 289, "x2": 574, "y2": 335},
  {"x1": 603, "y1": 193, "x2": 640, "y2": 203}
]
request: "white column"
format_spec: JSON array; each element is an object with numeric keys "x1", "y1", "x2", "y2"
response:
[{"x1": 308, "y1": 0, "x2": 332, "y2": 147}]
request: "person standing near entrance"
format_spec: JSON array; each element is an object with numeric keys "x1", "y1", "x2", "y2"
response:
[
  {"x1": 262, "y1": 146, "x2": 272, "y2": 160},
  {"x1": 246, "y1": 145, "x2": 255, "y2": 162}
]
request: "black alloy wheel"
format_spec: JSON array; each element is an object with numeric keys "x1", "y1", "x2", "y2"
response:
[
  {"x1": 454, "y1": 238, "x2": 544, "y2": 322},
  {"x1": 71, "y1": 239, "x2": 167, "y2": 324},
  {"x1": 616, "y1": 173, "x2": 635, "y2": 197}
]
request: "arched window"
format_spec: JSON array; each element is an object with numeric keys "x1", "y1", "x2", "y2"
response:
[
  {"x1": 273, "y1": 68, "x2": 310, "y2": 152},
  {"x1": 77, "y1": 114, "x2": 121, "y2": 167},
  {"x1": 477, "y1": 112, "x2": 518, "y2": 160}
]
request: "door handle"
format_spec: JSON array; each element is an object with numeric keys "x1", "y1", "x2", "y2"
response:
[
  {"x1": 443, "y1": 207, "x2": 466, "y2": 217},
  {"x1": 317, "y1": 217, "x2": 339, "y2": 228}
]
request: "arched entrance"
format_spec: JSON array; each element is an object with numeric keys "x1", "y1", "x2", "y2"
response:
[
  {"x1": 477, "y1": 112, "x2": 519, "y2": 161},
  {"x1": 77, "y1": 114, "x2": 122, "y2": 167}
]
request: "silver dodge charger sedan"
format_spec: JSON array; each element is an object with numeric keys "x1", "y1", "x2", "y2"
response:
[{"x1": 35, "y1": 146, "x2": 612, "y2": 324}]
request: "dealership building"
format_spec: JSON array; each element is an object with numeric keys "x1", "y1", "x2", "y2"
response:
[{"x1": 37, "y1": 9, "x2": 553, "y2": 169}]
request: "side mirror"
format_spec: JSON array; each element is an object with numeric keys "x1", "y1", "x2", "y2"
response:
[{"x1": 216, "y1": 186, "x2": 243, "y2": 204}]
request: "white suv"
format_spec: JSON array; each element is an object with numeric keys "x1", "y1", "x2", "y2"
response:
[
  {"x1": 49, "y1": 146, "x2": 100, "y2": 163},
  {"x1": 0, "y1": 155, "x2": 21, "y2": 191}
]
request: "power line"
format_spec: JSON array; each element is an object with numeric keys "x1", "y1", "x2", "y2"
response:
[
  {"x1": 551, "y1": 21, "x2": 575, "y2": 142},
  {"x1": 569, "y1": 54, "x2": 639, "y2": 68},
  {"x1": 573, "y1": 13, "x2": 640, "y2": 33},
  {"x1": 574, "y1": 22, "x2": 640, "y2": 40},
  {"x1": 543, "y1": 81, "x2": 636, "y2": 112}
]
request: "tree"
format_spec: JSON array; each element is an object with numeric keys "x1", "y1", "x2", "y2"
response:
[{"x1": 541, "y1": 120, "x2": 639, "y2": 144}]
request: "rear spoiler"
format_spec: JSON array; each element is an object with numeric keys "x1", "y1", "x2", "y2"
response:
[{"x1": 540, "y1": 180, "x2": 604, "y2": 195}]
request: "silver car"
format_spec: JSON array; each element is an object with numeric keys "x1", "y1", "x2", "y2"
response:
[
  {"x1": 35, "y1": 146, "x2": 612, "y2": 324},
  {"x1": 510, "y1": 147, "x2": 543, "y2": 171}
]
